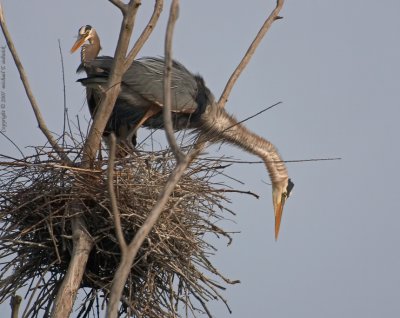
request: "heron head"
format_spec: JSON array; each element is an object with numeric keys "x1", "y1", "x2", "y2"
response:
[
  {"x1": 272, "y1": 178, "x2": 294, "y2": 240},
  {"x1": 70, "y1": 25, "x2": 96, "y2": 53}
]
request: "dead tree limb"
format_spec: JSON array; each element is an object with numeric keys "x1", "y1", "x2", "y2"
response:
[
  {"x1": 83, "y1": 0, "x2": 163, "y2": 165},
  {"x1": 82, "y1": 0, "x2": 142, "y2": 165},
  {"x1": 0, "y1": 0, "x2": 286, "y2": 316},
  {"x1": 107, "y1": 0, "x2": 285, "y2": 314},
  {"x1": 218, "y1": 0, "x2": 284, "y2": 107},
  {"x1": 105, "y1": 1, "x2": 191, "y2": 316},
  {"x1": 109, "y1": 0, "x2": 127, "y2": 13},
  {"x1": 107, "y1": 134, "x2": 127, "y2": 251},
  {"x1": 50, "y1": 220, "x2": 93, "y2": 318},
  {"x1": 0, "y1": 7, "x2": 92, "y2": 317},
  {"x1": 52, "y1": 1, "x2": 145, "y2": 317},
  {"x1": 10, "y1": 295, "x2": 22, "y2": 318},
  {"x1": 124, "y1": 0, "x2": 164, "y2": 70},
  {"x1": 0, "y1": 5, "x2": 71, "y2": 164},
  {"x1": 163, "y1": 0, "x2": 185, "y2": 161}
]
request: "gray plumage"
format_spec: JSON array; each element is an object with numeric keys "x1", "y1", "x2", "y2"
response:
[
  {"x1": 71, "y1": 25, "x2": 294, "y2": 239},
  {"x1": 79, "y1": 57, "x2": 212, "y2": 131}
]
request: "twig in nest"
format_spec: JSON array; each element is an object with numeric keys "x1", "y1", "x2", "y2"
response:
[{"x1": 0, "y1": 143, "x2": 250, "y2": 318}]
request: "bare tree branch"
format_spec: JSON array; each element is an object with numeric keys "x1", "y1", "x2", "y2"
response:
[
  {"x1": 51, "y1": 221, "x2": 93, "y2": 318},
  {"x1": 106, "y1": 1, "x2": 188, "y2": 316},
  {"x1": 107, "y1": 155, "x2": 189, "y2": 317},
  {"x1": 2, "y1": 1, "x2": 288, "y2": 317},
  {"x1": 107, "y1": 134, "x2": 127, "y2": 251},
  {"x1": 106, "y1": 139, "x2": 207, "y2": 317},
  {"x1": 109, "y1": 0, "x2": 127, "y2": 13},
  {"x1": 124, "y1": 0, "x2": 164, "y2": 70},
  {"x1": 0, "y1": 131, "x2": 24, "y2": 158},
  {"x1": 57, "y1": 39, "x2": 68, "y2": 149},
  {"x1": 83, "y1": 0, "x2": 163, "y2": 162},
  {"x1": 82, "y1": 0, "x2": 142, "y2": 165},
  {"x1": 10, "y1": 295, "x2": 22, "y2": 318},
  {"x1": 218, "y1": 0, "x2": 284, "y2": 107},
  {"x1": 53, "y1": 2, "x2": 143, "y2": 316},
  {"x1": 0, "y1": 5, "x2": 71, "y2": 164},
  {"x1": 0, "y1": 8, "x2": 94, "y2": 316},
  {"x1": 163, "y1": 0, "x2": 185, "y2": 161}
]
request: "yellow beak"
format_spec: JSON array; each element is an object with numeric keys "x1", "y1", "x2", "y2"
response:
[
  {"x1": 70, "y1": 36, "x2": 86, "y2": 53},
  {"x1": 274, "y1": 195, "x2": 286, "y2": 241}
]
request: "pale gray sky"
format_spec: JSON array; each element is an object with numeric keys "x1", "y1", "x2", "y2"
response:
[{"x1": 1, "y1": 1, "x2": 399, "y2": 317}]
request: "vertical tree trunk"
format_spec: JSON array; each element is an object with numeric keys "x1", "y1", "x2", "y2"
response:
[{"x1": 51, "y1": 217, "x2": 93, "y2": 318}]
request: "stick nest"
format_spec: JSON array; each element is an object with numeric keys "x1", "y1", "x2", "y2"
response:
[{"x1": 0, "y1": 147, "x2": 242, "y2": 318}]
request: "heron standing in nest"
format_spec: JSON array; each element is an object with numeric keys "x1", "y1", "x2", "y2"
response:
[{"x1": 71, "y1": 25, "x2": 294, "y2": 240}]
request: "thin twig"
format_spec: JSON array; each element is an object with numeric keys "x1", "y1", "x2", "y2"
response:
[
  {"x1": 108, "y1": 0, "x2": 127, "y2": 13},
  {"x1": 200, "y1": 157, "x2": 342, "y2": 164},
  {"x1": 0, "y1": 132, "x2": 24, "y2": 158},
  {"x1": 0, "y1": 161, "x2": 102, "y2": 173},
  {"x1": 124, "y1": 0, "x2": 164, "y2": 70},
  {"x1": 223, "y1": 101, "x2": 282, "y2": 133},
  {"x1": 58, "y1": 39, "x2": 68, "y2": 148},
  {"x1": 214, "y1": 189, "x2": 260, "y2": 199},
  {"x1": 218, "y1": 0, "x2": 285, "y2": 107},
  {"x1": 107, "y1": 134, "x2": 127, "y2": 251},
  {"x1": 0, "y1": 5, "x2": 71, "y2": 164},
  {"x1": 279, "y1": 157, "x2": 342, "y2": 163}
]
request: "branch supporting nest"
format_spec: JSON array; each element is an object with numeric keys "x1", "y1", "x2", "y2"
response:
[
  {"x1": 0, "y1": 147, "x2": 241, "y2": 318},
  {"x1": 0, "y1": 0, "x2": 286, "y2": 316}
]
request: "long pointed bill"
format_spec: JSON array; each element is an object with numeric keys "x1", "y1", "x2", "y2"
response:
[
  {"x1": 70, "y1": 37, "x2": 86, "y2": 53},
  {"x1": 274, "y1": 197, "x2": 286, "y2": 241}
]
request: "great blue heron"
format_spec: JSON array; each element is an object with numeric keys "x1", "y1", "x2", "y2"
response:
[{"x1": 71, "y1": 25, "x2": 294, "y2": 240}]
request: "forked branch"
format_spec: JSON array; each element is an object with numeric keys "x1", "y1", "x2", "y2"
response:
[
  {"x1": 83, "y1": 0, "x2": 163, "y2": 164},
  {"x1": 54, "y1": 1, "x2": 145, "y2": 317},
  {"x1": 82, "y1": 0, "x2": 142, "y2": 165},
  {"x1": 106, "y1": 1, "x2": 188, "y2": 317},
  {"x1": 1, "y1": 1, "x2": 286, "y2": 317},
  {"x1": 124, "y1": 0, "x2": 164, "y2": 70},
  {"x1": 108, "y1": 0, "x2": 127, "y2": 13},
  {"x1": 105, "y1": 1, "x2": 285, "y2": 314}
]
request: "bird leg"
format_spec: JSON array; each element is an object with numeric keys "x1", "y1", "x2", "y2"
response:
[{"x1": 126, "y1": 104, "x2": 161, "y2": 148}]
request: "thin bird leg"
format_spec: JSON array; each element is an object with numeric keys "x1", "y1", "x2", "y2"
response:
[{"x1": 126, "y1": 104, "x2": 161, "y2": 146}]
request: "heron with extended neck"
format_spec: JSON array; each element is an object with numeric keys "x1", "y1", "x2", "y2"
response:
[{"x1": 71, "y1": 25, "x2": 294, "y2": 240}]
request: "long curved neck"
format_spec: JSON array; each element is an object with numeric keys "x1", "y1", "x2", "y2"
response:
[
  {"x1": 201, "y1": 107, "x2": 289, "y2": 183},
  {"x1": 81, "y1": 31, "x2": 101, "y2": 65}
]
